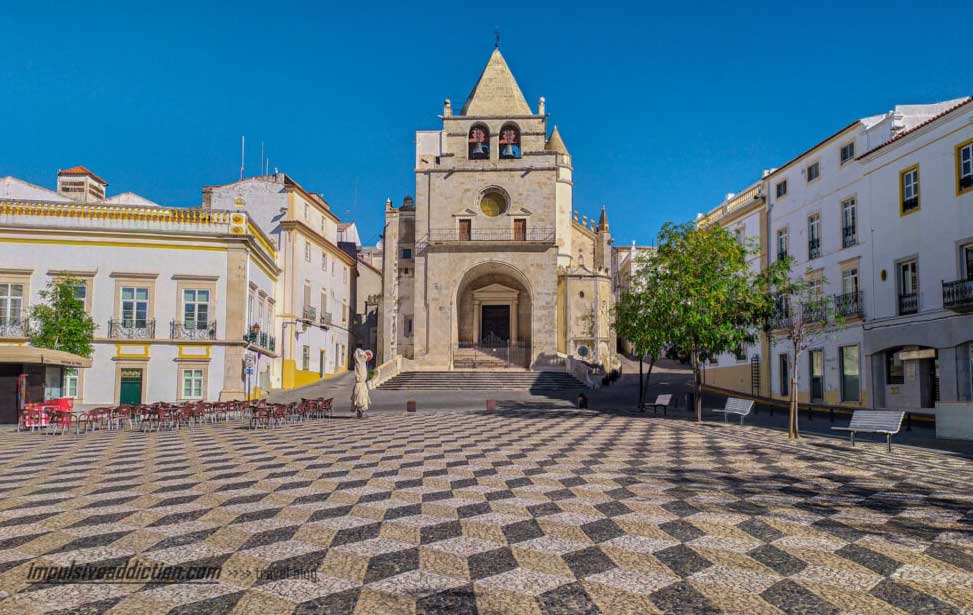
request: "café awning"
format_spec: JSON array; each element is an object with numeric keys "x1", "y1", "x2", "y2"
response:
[{"x1": 0, "y1": 346, "x2": 92, "y2": 368}]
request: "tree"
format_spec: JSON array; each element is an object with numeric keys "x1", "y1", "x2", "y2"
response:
[
  {"x1": 614, "y1": 252, "x2": 667, "y2": 408},
  {"x1": 30, "y1": 277, "x2": 96, "y2": 358},
  {"x1": 616, "y1": 222, "x2": 777, "y2": 422},
  {"x1": 765, "y1": 262, "x2": 841, "y2": 439}
]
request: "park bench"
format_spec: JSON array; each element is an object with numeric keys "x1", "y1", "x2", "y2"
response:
[
  {"x1": 641, "y1": 394, "x2": 672, "y2": 416},
  {"x1": 712, "y1": 397, "x2": 754, "y2": 424},
  {"x1": 832, "y1": 410, "x2": 905, "y2": 452}
]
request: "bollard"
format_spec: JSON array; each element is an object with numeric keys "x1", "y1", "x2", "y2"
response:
[
  {"x1": 406, "y1": 400, "x2": 416, "y2": 413},
  {"x1": 486, "y1": 399, "x2": 495, "y2": 414}
]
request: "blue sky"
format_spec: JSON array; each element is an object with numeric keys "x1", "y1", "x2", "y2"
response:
[{"x1": 1, "y1": 1, "x2": 969, "y2": 247}]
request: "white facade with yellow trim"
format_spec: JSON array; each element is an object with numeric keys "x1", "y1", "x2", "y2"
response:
[{"x1": 0, "y1": 167, "x2": 280, "y2": 405}]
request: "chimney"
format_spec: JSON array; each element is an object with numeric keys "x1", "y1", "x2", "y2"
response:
[{"x1": 57, "y1": 166, "x2": 107, "y2": 203}]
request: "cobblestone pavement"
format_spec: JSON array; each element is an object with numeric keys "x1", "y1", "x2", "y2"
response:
[{"x1": 1, "y1": 410, "x2": 972, "y2": 614}]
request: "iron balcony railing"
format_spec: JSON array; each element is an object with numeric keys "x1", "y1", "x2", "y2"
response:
[
  {"x1": 301, "y1": 305, "x2": 317, "y2": 322},
  {"x1": 108, "y1": 318, "x2": 156, "y2": 339},
  {"x1": 808, "y1": 238, "x2": 821, "y2": 259},
  {"x1": 833, "y1": 291, "x2": 864, "y2": 319},
  {"x1": 943, "y1": 278, "x2": 973, "y2": 310},
  {"x1": 0, "y1": 313, "x2": 29, "y2": 338},
  {"x1": 319, "y1": 311, "x2": 332, "y2": 327},
  {"x1": 426, "y1": 227, "x2": 556, "y2": 243},
  {"x1": 170, "y1": 320, "x2": 217, "y2": 340},
  {"x1": 842, "y1": 227, "x2": 857, "y2": 248},
  {"x1": 245, "y1": 330, "x2": 276, "y2": 352},
  {"x1": 898, "y1": 293, "x2": 919, "y2": 315},
  {"x1": 801, "y1": 300, "x2": 828, "y2": 324}
]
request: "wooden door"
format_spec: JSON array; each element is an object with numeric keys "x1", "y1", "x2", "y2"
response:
[
  {"x1": 458, "y1": 220, "x2": 471, "y2": 241},
  {"x1": 514, "y1": 219, "x2": 527, "y2": 241}
]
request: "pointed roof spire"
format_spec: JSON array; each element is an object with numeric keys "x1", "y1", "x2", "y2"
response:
[
  {"x1": 545, "y1": 125, "x2": 570, "y2": 155},
  {"x1": 460, "y1": 48, "x2": 532, "y2": 116},
  {"x1": 597, "y1": 205, "x2": 609, "y2": 232}
]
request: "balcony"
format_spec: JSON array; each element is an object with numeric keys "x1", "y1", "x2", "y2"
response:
[
  {"x1": 943, "y1": 278, "x2": 973, "y2": 312},
  {"x1": 301, "y1": 305, "x2": 317, "y2": 323},
  {"x1": 808, "y1": 239, "x2": 821, "y2": 260},
  {"x1": 319, "y1": 311, "x2": 333, "y2": 327},
  {"x1": 898, "y1": 293, "x2": 918, "y2": 315},
  {"x1": 0, "y1": 313, "x2": 29, "y2": 338},
  {"x1": 842, "y1": 227, "x2": 857, "y2": 248},
  {"x1": 170, "y1": 320, "x2": 217, "y2": 340},
  {"x1": 833, "y1": 291, "x2": 864, "y2": 319},
  {"x1": 108, "y1": 318, "x2": 156, "y2": 339},
  {"x1": 801, "y1": 300, "x2": 828, "y2": 324},
  {"x1": 245, "y1": 330, "x2": 276, "y2": 353},
  {"x1": 425, "y1": 227, "x2": 556, "y2": 244}
]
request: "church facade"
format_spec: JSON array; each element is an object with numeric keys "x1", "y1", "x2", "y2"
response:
[{"x1": 381, "y1": 49, "x2": 615, "y2": 370}]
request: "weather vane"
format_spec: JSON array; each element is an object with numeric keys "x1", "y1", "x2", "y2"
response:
[{"x1": 494, "y1": 28, "x2": 500, "y2": 49}]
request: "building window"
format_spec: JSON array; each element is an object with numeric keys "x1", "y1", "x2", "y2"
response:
[
  {"x1": 734, "y1": 228, "x2": 744, "y2": 244},
  {"x1": 468, "y1": 125, "x2": 490, "y2": 160},
  {"x1": 514, "y1": 218, "x2": 527, "y2": 241},
  {"x1": 73, "y1": 281, "x2": 87, "y2": 303},
  {"x1": 776, "y1": 180, "x2": 788, "y2": 198},
  {"x1": 898, "y1": 259, "x2": 919, "y2": 315},
  {"x1": 405, "y1": 317, "x2": 413, "y2": 336},
  {"x1": 900, "y1": 165, "x2": 920, "y2": 214},
  {"x1": 841, "y1": 267, "x2": 859, "y2": 295},
  {"x1": 302, "y1": 345, "x2": 310, "y2": 371},
  {"x1": 0, "y1": 283, "x2": 25, "y2": 327},
  {"x1": 247, "y1": 292, "x2": 254, "y2": 326},
  {"x1": 181, "y1": 368, "x2": 204, "y2": 399},
  {"x1": 840, "y1": 141, "x2": 855, "y2": 165},
  {"x1": 840, "y1": 345, "x2": 860, "y2": 401},
  {"x1": 458, "y1": 219, "x2": 472, "y2": 241},
  {"x1": 321, "y1": 253, "x2": 327, "y2": 271},
  {"x1": 499, "y1": 124, "x2": 521, "y2": 159},
  {"x1": 841, "y1": 198, "x2": 857, "y2": 248},
  {"x1": 809, "y1": 349, "x2": 824, "y2": 402},
  {"x1": 401, "y1": 248, "x2": 413, "y2": 259},
  {"x1": 957, "y1": 140, "x2": 973, "y2": 195},
  {"x1": 806, "y1": 162, "x2": 820, "y2": 183},
  {"x1": 121, "y1": 287, "x2": 149, "y2": 327},
  {"x1": 776, "y1": 228, "x2": 789, "y2": 261},
  {"x1": 343, "y1": 268, "x2": 348, "y2": 283},
  {"x1": 63, "y1": 368, "x2": 80, "y2": 399},
  {"x1": 342, "y1": 300, "x2": 348, "y2": 324},
  {"x1": 183, "y1": 289, "x2": 210, "y2": 329},
  {"x1": 304, "y1": 204, "x2": 310, "y2": 220},
  {"x1": 479, "y1": 190, "x2": 508, "y2": 217},
  {"x1": 886, "y1": 350, "x2": 904, "y2": 385},
  {"x1": 807, "y1": 214, "x2": 821, "y2": 259},
  {"x1": 779, "y1": 354, "x2": 790, "y2": 397},
  {"x1": 305, "y1": 241, "x2": 312, "y2": 262},
  {"x1": 963, "y1": 244, "x2": 973, "y2": 281}
]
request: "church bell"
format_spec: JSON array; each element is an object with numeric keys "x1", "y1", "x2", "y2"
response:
[{"x1": 501, "y1": 144, "x2": 515, "y2": 158}]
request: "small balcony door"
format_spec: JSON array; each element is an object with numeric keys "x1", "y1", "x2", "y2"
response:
[
  {"x1": 458, "y1": 220, "x2": 471, "y2": 241},
  {"x1": 513, "y1": 219, "x2": 527, "y2": 241}
]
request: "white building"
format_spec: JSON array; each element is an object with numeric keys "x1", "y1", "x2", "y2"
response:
[
  {"x1": 204, "y1": 173, "x2": 355, "y2": 388},
  {"x1": 0, "y1": 167, "x2": 279, "y2": 412},
  {"x1": 702, "y1": 96, "x2": 973, "y2": 414}
]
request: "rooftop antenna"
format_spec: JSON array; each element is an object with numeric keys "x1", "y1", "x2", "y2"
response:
[{"x1": 240, "y1": 136, "x2": 245, "y2": 179}]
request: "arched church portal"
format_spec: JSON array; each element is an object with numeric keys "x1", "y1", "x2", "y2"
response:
[{"x1": 454, "y1": 262, "x2": 532, "y2": 367}]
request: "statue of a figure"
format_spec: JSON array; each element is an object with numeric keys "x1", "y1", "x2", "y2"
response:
[{"x1": 351, "y1": 348, "x2": 370, "y2": 418}]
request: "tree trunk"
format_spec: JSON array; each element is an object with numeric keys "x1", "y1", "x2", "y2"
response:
[
  {"x1": 692, "y1": 351, "x2": 703, "y2": 423},
  {"x1": 638, "y1": 357, "x2": 644, "y2": 409},
  {"x1": 643, "y1": 356, "x2": 655, "y2": 410},
  {"x1": 788, "y1": 365, "x2": 800, "y2": 439}
]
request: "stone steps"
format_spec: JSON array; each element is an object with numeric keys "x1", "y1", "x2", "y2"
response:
[{"x1": 378, "y1": 371, "x2": 586, "y2": 391}]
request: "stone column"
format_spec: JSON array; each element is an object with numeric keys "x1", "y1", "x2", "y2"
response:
[
  {"x1": 473, "y1": 300, "x2": 481, "y2": 343},
  {"x1": 510, "y1": 298, "x2": 518, "y2": 343}
]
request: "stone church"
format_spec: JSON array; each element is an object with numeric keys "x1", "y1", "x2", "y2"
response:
[{"x1": 380, "y1": 48, "x2": 615, "y2": 370}]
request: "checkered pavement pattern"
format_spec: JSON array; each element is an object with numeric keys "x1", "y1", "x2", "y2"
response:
[{"x1": 0, "y1": 409, "x2": 972, "y2": 614}]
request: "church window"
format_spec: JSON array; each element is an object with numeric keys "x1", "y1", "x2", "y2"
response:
[
  {"x1": 499, "y1": 124, "x2": 521, "y2": 159},
  {"x1": 468, "y1": 125, "x2": 490, "y2": 160},
  {"x1": 479, "y1": 190, "x2": 507, "y2": 217}
]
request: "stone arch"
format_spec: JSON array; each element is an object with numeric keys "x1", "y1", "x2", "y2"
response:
[{"x1": 453, "y1": 261, "x2": 533, "y2": 346}]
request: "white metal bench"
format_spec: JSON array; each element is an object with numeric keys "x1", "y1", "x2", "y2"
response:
[
  {"x1": 641, "y1": 394, "x2": 672, "y2": 415},
  {"x1": 712, "y1": 397, "x2": 754, "y2": 424},
  {"x1": 832, "y1": 410, "x2": 905, "y2": 452}
]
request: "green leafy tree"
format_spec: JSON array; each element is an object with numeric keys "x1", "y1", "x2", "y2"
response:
[
  {"x1": 614, "y1": 252, "x2": 667, "y2": 408},
  {"x1": 29, "y1": 277, "x2": 96, "y2": 357},
  {"x1": 616, "y1": 222, "x2": 777, "y2": 422}
]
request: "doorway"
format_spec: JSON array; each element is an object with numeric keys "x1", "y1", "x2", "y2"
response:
[
  {"x1": 809, "y1": 349, "x2": 824, "y2": 402},
  {"x1": 0, "y1": 364, "x2": 18, "y2": 424},
  {"x1": 119, "y1": 368, "x2": 143, "y2": 405},
  {"x1": 480, "y1": 305, "x2": 510, "y2": 344}
]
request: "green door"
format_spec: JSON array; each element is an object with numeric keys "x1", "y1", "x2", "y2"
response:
[{"x1": 119, "y1": 368, "x2": 143, "y2": 405}]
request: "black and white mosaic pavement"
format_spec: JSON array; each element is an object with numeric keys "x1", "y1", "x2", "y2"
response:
[{"x1": 0, "y1": 409, "x2": 971, "y2": 614}]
